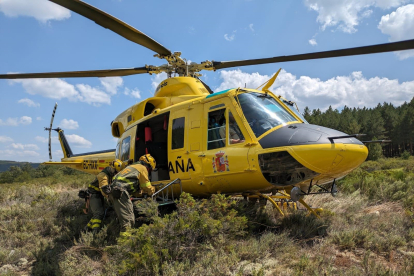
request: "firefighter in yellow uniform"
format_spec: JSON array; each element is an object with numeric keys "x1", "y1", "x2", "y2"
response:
[
  {"x1": 85, "y1": 166, "x2": 117, "y2": 233},
  {"x1": 101, "y1": 154, "x2": 156, "y2": 232}
]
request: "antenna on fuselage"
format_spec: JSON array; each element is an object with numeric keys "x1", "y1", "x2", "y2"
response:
[
  {"x1": 44, "y1": 103, "x2": 58, "y2": 161},
  {"x1": 256, "y1": 68, "x2": 282, "y2": 91}
]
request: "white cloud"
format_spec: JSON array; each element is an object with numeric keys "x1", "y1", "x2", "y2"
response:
[
  {"x1": 215, "y1": 69, "x2": 414, "y2": 111},
  {"x1": 0, "y1": 136, "x2": 13, "y2": 143},
  {"x1": 224, "y1": 33, "x2": 236, "y2": 41},
  {"x1": 53, "y1": 149, "x2": 63, "y2": 159},
  {"x1": 0, "y1": 0, "x2": 71, "y2": 23},
  {"x1": 10, "y1": 78, "x2": 110, "y2": 106},
  {"x1": 35, "y1": 136, "x2": 59, "y2": 144},
  {"x1": 0, "y1": 118, "x2": 19, "y2": 126},
  {"x1": 249, "y1": 23, "x2": 255, "y2": 32},
  {"x1": 124, "y1": 87, "x2": 142, "y2": 99},
  {"x1": 66, "y1": 134, "x2": 92, "y2": 148},
  {"x1": 151, "y1": 72, "x2": 168, "y2": 91},
  {"x1": 11, "y1": 78, "x2": 80, "y2": 100},
  {"x1": 19, "y1": 116, "x2": 32, "y2": 125},
  {"x1": 25, "y1": 150, "x2": 40, "y2": 157},
  {"x1": 76, "y1": 84, "x2": 111, "y2": 106},
  {"x1": 304, "y1": 0, "x2": 408, "y2": 33},
  {"x1": 309, "y1": 39, "x2": 318, "y2": 46},
  {"x1": 0, "y1": 150, "x2": 15, "y2": 156},
  {"x1": 23, "y1": 150, "x2": 40, "y2": 157},
  {"x1": 35, "y1": 136, "x2": 48, "y2": 143},
  {"x1": 36, "y1": 117, "x2": 42, "y2": 121},
  {"x1": 100, "y1": 77, "x2": 123, "y2": 95},
  {"x1": 18, "y1": 98, "x2": 40, "y2": 107},
  {"x1": 10, "y1": 76, "x2": 143, "y2": 106},
  {"x1": 10, "y1": 143, "x2": 39, "y2": 151},
  {"x1": 0, "y1": 116, "x2": 32, "y2": 126},
  {"x1": 378, "y1": 4, "x2": 414, "y2": 59},
  {"x1": 59, "y1": 119, "x2": 79, "y2": 130},
  {"x1": 0, "y1": 149, "x2": 40, "y2": 157}
]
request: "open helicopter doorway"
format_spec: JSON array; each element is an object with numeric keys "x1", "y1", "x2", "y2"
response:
[{"x1": 135, "y1": 112, "x2": 170, "y2": 181}]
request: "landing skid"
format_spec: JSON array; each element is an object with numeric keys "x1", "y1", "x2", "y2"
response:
[
  {"x1": 233, "y1": 190, "x2": 322, "y2": 218},
  {"x1": 131, "y1": 179, "x2": 323, "y2": 218}
]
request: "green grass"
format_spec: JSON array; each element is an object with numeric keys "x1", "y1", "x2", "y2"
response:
[{"x1": 0, "y1": 157, "x2": 414, "y2": 275}]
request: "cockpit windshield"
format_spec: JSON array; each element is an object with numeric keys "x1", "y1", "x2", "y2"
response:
[
  {"x1": 281, "y1": 99, "x2": 309, "y2": 124},
  {"x1": 237, "y1": 92, "x2": 299, "y2": 137}
]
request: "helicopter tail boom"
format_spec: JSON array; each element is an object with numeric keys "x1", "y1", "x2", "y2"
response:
[{"x1": 54, "y1": 129, "x2": 116, "y2": 175}]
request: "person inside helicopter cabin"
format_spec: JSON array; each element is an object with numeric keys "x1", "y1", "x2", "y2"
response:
[
  {"x1": 219, "y1": 111, "x2": 245, "y2": 144},
  {"x1": 101, "y1": 154, "x2": 157, "y2": 233},
  {"x1": 82, "y1": 164, "x2": 118, "y2": 233}
]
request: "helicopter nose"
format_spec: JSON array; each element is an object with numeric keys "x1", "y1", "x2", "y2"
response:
[{"x1": 259, "y1": 124, "x2": 368, "y2": 175}]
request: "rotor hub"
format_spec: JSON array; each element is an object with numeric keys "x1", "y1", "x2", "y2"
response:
[{"x1": 151, "y1": 52, "x2": 214, "y2": 77}]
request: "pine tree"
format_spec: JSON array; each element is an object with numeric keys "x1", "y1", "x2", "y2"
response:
[
  {"x1": 302, "y1": 97, "x2": 414, "y2": 157},
  {"x1": 303, "y1": 107, "x2": 312, "y2": 123},
  {"x1": 367, "y1": 137, "x2": 383, "y2": 161},
  {"x1": 366, "y1": 110, "x2": 385, "y2": 140}
]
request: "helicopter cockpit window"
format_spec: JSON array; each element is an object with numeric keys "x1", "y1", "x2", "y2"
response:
[
  {"x1": 172, "y1": 117, "x2": 185, "y2": 150},
  {"x1": 282, "y1": 99, "x2": 309, "y2": 124},
  {"x1": 115, "y1": 142, "x2": 120, "y2": 159},
  {"x1": 208, "y1": 108, "x2": 226, "y2": 150},
  {"x1": 224, "y1": 111, "x2": 245, "y2": 144},
  {"x1": 237, "y1": 92, "x2": 298, "y2": 137},
  {"x1": 120, "y1": 136, "x2": 131, "y2": 161}
]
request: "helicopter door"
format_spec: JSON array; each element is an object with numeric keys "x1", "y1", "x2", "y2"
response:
[
  {"x1": 202, "y1": 99, "x2": 250, "y2": 194},
  {"x1": 168, "y1": 109, "x2": 191, "y2": 181},
  {"x1": 184, "y1": 103, "x2": 207, "y2": 194},
  {"x1": 134, "y1": 113, "x2": 170, "y2": 182}
]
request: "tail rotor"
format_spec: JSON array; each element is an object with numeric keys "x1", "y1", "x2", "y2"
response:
[{"x1": 44, "y1": 103, "x2": 58, "y2": 161}]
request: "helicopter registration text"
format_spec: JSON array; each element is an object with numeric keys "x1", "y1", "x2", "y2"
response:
[
  {"x1": 156, "y1": 81, "x2": 167, "y2": 92},
  {"x1": 83, "y1": 160, "x2": 98, "y2": 170}
]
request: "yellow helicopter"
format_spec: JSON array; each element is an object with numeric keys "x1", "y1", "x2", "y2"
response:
[{"x1": 1, "y1": 0, "x2": 414, "y2": 216}]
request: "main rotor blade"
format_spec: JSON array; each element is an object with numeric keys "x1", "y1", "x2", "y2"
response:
[
  {"x1": 213, "y1": 39, "x2": 414, "y2": 70},
  {"x1": 49, "y1": 0, "x2": 171, "y2": 56},
  {"x1": 0, "y1": 67, "x2": 148, "y2": 79}
]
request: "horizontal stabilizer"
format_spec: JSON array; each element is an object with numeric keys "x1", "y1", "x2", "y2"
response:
[{"x1": 43, "y1": 161, "x2": 82, "y2": 167}]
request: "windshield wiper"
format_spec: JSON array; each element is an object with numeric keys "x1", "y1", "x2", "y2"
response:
[
  {"x1": 282, "y1": 99, "x2": 294, "y2": 106},
  {"x1": 257, "y1": 94, "x2": 272, "y2": 98}
]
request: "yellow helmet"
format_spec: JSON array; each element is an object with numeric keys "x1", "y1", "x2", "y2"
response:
[
  {"x1": 113, "y1": 159, "x2": 124, "y2": 172},
  {"x1": 139, "y1": 154, "x2": 156, "y2": 170}
]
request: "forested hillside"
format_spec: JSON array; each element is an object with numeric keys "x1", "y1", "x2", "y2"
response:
[
  {"x1": 303, "y1": 97, "x2": 414, "y2": 158},
  {"x1": 0, "y1": 161, "x2": 40, "y2": 173},
  {"x1": 0, "y1": 163, "x2": 84, "y2": 184}
]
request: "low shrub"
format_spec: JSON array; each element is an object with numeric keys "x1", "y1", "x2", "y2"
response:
[
  {"x1": 1, "y1": 158, "x2": 414, "y2": 275},
  {"x1": 113, "y1": 193, "x2": 248, "y2": 275},
  {"x1": 331, "y1": 228, "x2": 373, "y2": 250},
  {"x1": 338, "y1": 158, "x2": 414, "y2": 209},
  {"x1": 401, "y1": 150, "x2": 411, "y2": 160},
  {"x1": 279, "y1": 212, "x2": 330, "y2": 240}
]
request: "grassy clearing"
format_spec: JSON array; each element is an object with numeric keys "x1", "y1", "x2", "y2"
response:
[{"x1": 0, "y1": 158, "x2": 413, "y2": 275}]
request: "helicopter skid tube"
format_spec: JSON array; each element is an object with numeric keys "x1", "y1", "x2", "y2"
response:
[
  {"x1": 232, "y1": 190, "x2": 323, "y2": 218},
  {"x1": 232, "y1": 191, "x2": 325, "y2": 218},
  {"x1": 254, "y1": 192, "x2": 285, "y2": 217}
]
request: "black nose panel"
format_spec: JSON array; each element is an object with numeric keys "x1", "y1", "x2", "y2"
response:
[
  {"x1": 259, "y1": 123, "x2": 363, "y2": 149},
  {"x1": 259, "y1": 151, "x2": 319, "y2": 187},
  {"x1": 289, "y1": 128, "x2": 322, "y2": 144}
]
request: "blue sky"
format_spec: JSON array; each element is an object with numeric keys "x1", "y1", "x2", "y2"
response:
[{"x1": 0, "y1": 0, "x2": 414, "y2": 162}]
